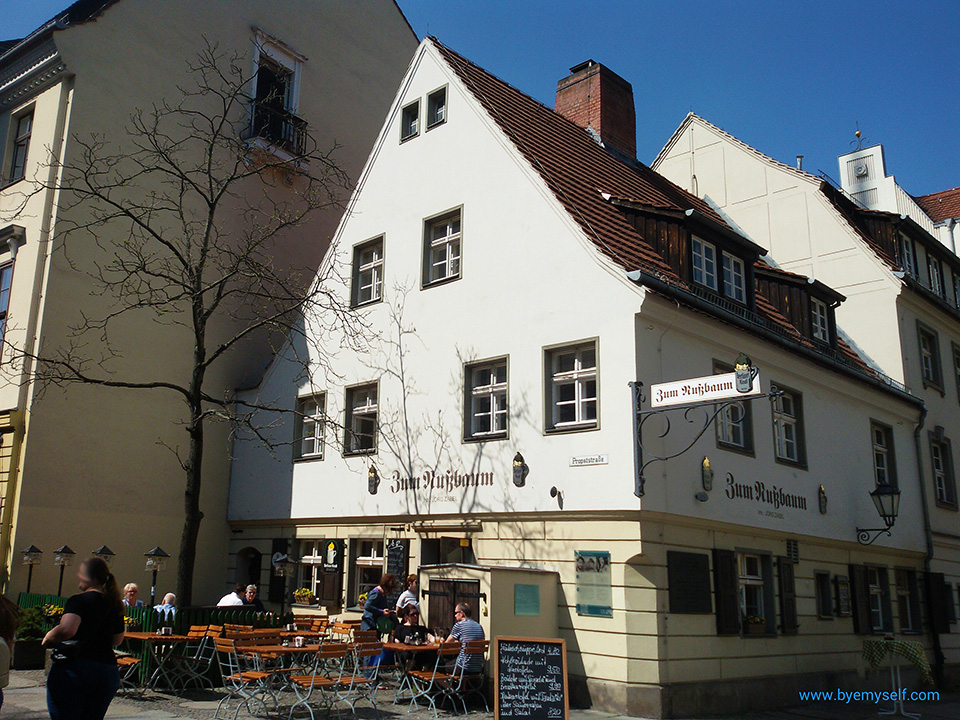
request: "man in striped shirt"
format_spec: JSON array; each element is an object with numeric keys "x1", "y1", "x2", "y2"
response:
[{"x1": 445, "y1": 602, "x2": 485, "y2": 675}]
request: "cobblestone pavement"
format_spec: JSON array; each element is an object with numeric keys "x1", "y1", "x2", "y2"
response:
[{"x1": 5, "y1": 670, "x2": 960, "y2": 720}]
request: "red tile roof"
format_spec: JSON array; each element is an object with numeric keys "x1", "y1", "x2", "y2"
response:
[
  {"x1": 430, "y1": 39, "x2": 891, "y2": 390},
  {"x1": 915, "y1": 186, "x2": 960, "y2": 223}
]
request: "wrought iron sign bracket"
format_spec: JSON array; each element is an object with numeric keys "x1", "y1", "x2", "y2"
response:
[
  {"x1": 630, "y1": 380, "x2": 783, "y2": 498},
  {"x1": 855, "y1": 526, "x2": 892, "y2": 546}
]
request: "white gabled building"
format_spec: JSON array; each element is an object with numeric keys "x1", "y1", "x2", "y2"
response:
[
  {"x1": 656, "y1": 112, "x2": 960, "y2": 690},
  {"x1": 230, "y1": 41, "x2": 930, "y2": 717}
]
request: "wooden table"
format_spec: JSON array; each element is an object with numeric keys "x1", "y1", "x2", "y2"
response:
[
  {"x1": 123, "y1": 631, "x2": 193, "y2": 691},
  {"x1": 382, "y1": 642, "x2": 443, "y2": 703}
]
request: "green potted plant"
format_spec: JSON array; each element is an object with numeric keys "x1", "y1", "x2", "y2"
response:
[{"x1": 14, "y1": 606, "x2": 47, "y2": 669}]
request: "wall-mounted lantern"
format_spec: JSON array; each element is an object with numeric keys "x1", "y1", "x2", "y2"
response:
[
  {"x1": 512, "y1": 452, "x2": 529, "y2": 487},
  {"x1": 367, "y1": 465, "x2": 380, "y2": 495},
  {"x1": 21, "y1": 545, "x2": 42, "y2": 594},
  {"x1": 53, "y1": 545, "x2": 75, "y2": 597},
  {"x1": 856, "y1": 483, "x2": 901, "y2": 545}
]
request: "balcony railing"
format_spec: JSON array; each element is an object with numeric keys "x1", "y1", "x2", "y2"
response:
[{"x1": 250, "y1": 104, "x2": 307, "y2": 156}]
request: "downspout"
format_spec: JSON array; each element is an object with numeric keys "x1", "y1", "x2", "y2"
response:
[
  {"x1": 944, "y1": 218, "x2": 957, "y2": 255},
  {"x1": 913, "y1": 403, "x2": 944, "y2": 687}
]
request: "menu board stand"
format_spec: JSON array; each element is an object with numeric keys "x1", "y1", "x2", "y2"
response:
[{"x1": 494, "y1": 637, "x2": 569, "y2": 720}]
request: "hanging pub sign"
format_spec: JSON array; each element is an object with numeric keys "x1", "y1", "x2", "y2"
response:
[
  {"x1": 650, "y1": 370, "x2": 762, "y2": 408},
  {"x1": 322, "y1": 540, "x2": 343, "y2": 575}
]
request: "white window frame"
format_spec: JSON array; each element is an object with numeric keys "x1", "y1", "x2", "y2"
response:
[
  {"x1": 810, "y1": 297, "x2": 830, "y2": 342},
  {"x1": 465, "y1": 359, "x2": 508, "y2": 440},
  {"x1": 352, "y1": 237, "x2": 384, "y2": 306},
  {"x1": 872, "y1": 423, "x2": 894, "y2": 487},
  {"x1": 424, "y1": 211, "x2": 461, "y2": 285},
  {"x1": 546, "y1": 342, "x2": 598, "y2": 431},
  {"x1": 721, "y1": 252, "x2": 745, "y2": 303},
  {"x1": 714, "y1": 364, "x2": 751, "y2": 451},
  {"x1": 344, "y1": 384, "x2": 378, "y2": 455},
  {"x1": 929, "y1": 255, "x2": 945, "y2": 297},
  {"x1": 8, "y1": 112, "x2": 32, "y2": 183},
  {"x1": 691, "y1": 237, "x2": 718, "y2": 291},
  {"x1": 296, "y1": 394, "x2": 325, "y2": 460},
  {"x1": 352, "y1": 539, "x2": 385, "y2": 604},
  {"x1": 901, "y1": 234, "x2": 917, "y2": 277},
  {"x1": 400, "y1": 100, "x2": 420, "y2": 141},
  {"x1": 426, "y1": 86, "x2": 447, "y2": 129},
  {"x1": 299, "y1": 540, "x2": 324, "y2": 598},
  {"x1": 772, "y1": 390, "x2": 803, "y2": 464},
  {"x1": 738, "y1": 554, "x2": 765, "y2": 622},
  {"x1": 932, "y1": 438, "x2": 956, "y2": 506}
]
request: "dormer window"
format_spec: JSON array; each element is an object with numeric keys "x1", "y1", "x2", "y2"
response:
[
  {"x1": 928, "y1": 256, "x2": 945, "y2": 298},
  {"x1": 810, "y1": 297, "x2": 830, "y2": 343},
  {"x1": 900, "y1": 234, "x2": 918, "y2": 278},
  {"x1": 721, "y1": 253, "x2": 746, "y2": 304},
  {"x1": 691, "y1": 237, "x2": 718, "y2": 291}
]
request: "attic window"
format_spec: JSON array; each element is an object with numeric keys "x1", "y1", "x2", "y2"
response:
[
  {"x1": 691, "y1": 237, "x2": 718, "y2": 291},
  {"x1": 401, "y1": 101, "x2": 420, "y2": 142},
  {"x1": 427, "y1": 87, "x2": 447, "y2": 129},
  {"x1": 721, "y1": 253, "x2": 745, "y2": 304},
  {"x1": 810, "y1": 298, "x2": 829, "y2": 343},
  {"x1": 900, "y1": 234, "x2": 918, "y2": 278}
]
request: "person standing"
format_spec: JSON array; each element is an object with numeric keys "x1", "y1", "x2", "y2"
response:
[
  {"x1": 444, "y1": 602, "x2": 485, "y2": 675},
  {"x1": 217, "y1": 583, "x2": 245, "y2": 607},
  {"x1": 43, "y1": 557, "x2": 125, "y2": 720},
  {"x1": 243, "y1": 585, "x2": 265, "y2": 612},
  {"x1": 361, "y1": 574, "x2": 397, "y2": 633},
  {"x1": 396, "y1": 574, "x2": 419, "y2": 614},
  {"x1": 0, "y1": 594, "x2": 18, "y2": 710}
]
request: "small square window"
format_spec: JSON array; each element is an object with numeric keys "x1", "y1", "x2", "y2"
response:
[
  {"x1": 401, "y1": 101, "x2": 420, "y2": 141},
  {"x1": 344, "y1": 384, "x2": 378, "y2": 455},
  {"x1": 427, "y1": 87, "x2": 447, "y2": 128}
]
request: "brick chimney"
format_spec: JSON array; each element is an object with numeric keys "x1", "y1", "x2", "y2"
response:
[{"x1": 555, "y1": 60, "x2": 636, "y2": 158}]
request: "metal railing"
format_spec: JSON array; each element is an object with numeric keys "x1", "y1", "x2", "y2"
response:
[{"x1": 250, "y1": 104, "x2": 307, "y2": 155}]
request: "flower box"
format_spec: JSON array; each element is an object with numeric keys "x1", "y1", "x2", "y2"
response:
[{"x1": 745, "y1": 622, "x2": 766, "y2": 635}]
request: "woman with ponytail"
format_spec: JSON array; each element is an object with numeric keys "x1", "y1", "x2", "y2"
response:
[{"x1": 43, "y1": 556, "x2": 125, "y2": 719}]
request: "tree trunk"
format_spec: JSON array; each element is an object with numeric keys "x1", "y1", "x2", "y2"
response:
[{"x1": 176, "y1": 404, "x2": 204, "y2": 607}]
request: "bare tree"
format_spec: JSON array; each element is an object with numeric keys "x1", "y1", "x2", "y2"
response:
[{"x1": 4, "y1": 40, "x2": 361, "y2": 604}]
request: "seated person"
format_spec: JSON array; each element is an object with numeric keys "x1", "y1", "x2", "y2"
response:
[
  {"x1": 243, "y1": 585, "x2": 265, "y2": 612},
  {"x1": 444, "y1": 602, "x2": 485, "y2": 676},
  {"x1": 122, "y1": 583, "x2": 143, "y2": 608},
  {"x1": 393, "y1": 606, "x2": 435, "y2": 670},
  {"x1": 154, "y1": 593, "x2": 177, "y2": 616}
]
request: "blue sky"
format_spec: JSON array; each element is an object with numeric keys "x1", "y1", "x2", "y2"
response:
[{"x1": 3, "y1": 1, "x2": 958, "y2": 195}]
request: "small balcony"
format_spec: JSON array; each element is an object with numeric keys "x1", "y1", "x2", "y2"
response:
[{"x1": 249, "y1": 104, "x2": 307, "y2": 156}]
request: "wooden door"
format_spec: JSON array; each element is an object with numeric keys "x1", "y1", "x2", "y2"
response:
[{"x1": 425, "y1": 579, "x2": 481, "y2": 636}]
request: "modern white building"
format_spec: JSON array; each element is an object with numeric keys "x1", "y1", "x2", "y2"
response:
[
  {"x1": 656, "y1": 112, "x2": 960, "y2": 689},
  {"x1": 0, "y1": 0, "x2": 416, "y2": 601},
  {"x1": 229, "y1": 40, "x2": 934, "y2": 717}
]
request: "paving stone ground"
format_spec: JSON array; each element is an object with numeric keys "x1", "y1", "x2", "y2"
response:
[{"x1": 4, "y1": 670, "x2": 960, "y2": 720}]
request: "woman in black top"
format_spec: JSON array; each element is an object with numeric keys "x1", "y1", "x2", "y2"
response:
[
  {"x1": 393, "y1": 606, "x2": 436, "y2": 670},
  {"x1": 43, "y1": 557, "x2": 125, "y2": 720}
]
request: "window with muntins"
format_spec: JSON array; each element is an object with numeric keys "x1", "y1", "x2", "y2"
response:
[
  {"x1": 465, "y1": 360, "x2": 507, "y2": 439},
  {"x1": 691, "y1": 237, "x2": 718, "y2": 291},
  {"x1": 351, "y1": 539, "x2": 384, "y2": 605},
  {"x1": 427, "y1": 87, "x2": 447, "y2": 128},
  {"x1": 714, "y1": 363, "x2": 753, "y2": 452},
  {"x1": 810, "y1": 297, "x2": 830, "y2": 342},
  {"x1": 296, "y1": 394, "x2": 325, "y2": 459},
  {"x1": 352, "y1": 238, "x2": 384, "y2": 306},
  {"x1": 8, "y1": 113, "x2": 31, "y2": 183},
  {"x1": 929, "y1": 256, "x2": 945, "y2": 297},
  {"x1": 868, "y1": 567, "x2": 887, "y2": 632},
  {"x1": 900, "y1": 234, "x2": 917, "y2": 277},
  {"x1": 344, "y1": 384, "x2": 377, "y2": 455},
  {"x1": 772, "y1": 389, "x2": 804, "y2": 464},
  {"x1": 424, "y1": 211, "x2": 461, "y2": 285},
  {"x1": 895, "y1": 569, "x2": 921, "y2": 633},
  {"x1": 0, "y1": 263, "x2": 12, "y2": 345},
  {"x1": 871, "y1": 422, "x2": 896, "y2": 487},
  {"x1": 932, "y1": 437, "x2": 957, "y2": 507},
  {"x1": 546, "y1": 342, "x2": 598, "y2": 431},
  {"x1": 918, "y1": 325, "x2": 942, "y2": 388},
  {"x1": 400, "y1": 101, "x2": 419, "y2": 141},
  {"x1": 721, "y1": 252, "x2": 745, "y2": 303}
]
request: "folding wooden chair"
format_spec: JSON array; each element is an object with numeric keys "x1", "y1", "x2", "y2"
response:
[
  {"x1": 168, "y1": 625, "x2": 216, "y2": 690},
  {"x1": 115, "y1": 653, "x2": 142, "y2": 694},
  {"x1": 408, "y1": 642, "x2": 462, "y2": 718},
  {"x1": 336, "y1": 642, "x2": 383, "y2": 717},
  {"x1": 287, "y1": 642, "x2": 349, "y2": 720},
  {"x1": 445, "y1": 640, "x2": 489, "y2": 713}
]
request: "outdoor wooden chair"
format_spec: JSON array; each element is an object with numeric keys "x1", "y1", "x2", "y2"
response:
[
  {"x1": 169, "y1": 625, "x2": 216, "y2": 690},
  {"x1": 444, "y1": 640, "x2": 489, "y2": 713},
  {"x1": 115, "y1": 653, "x2": 142, "y2": 694},
  {"x1": 223, "y1": 623, "x2": 254, "y2": 636},
  {"x1": 408, "y1": 642, "x2": 462, "y2": 718},
  {"x1": 336, "y1": 642, "x2": 383, "y2": 717},
  {"x1": 329, "y1": 622, "x2": 354, "y2": 642},
  {"x1": 213, "y1": 637, "x2": 274, "y2": 720},
  {"x1": 287, "y1": 642, "x2": 349, "y2": 720}
]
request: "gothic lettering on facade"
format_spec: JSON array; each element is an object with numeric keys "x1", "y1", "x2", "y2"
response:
[
  {"x1": 724, "y1": 473, "x2": 808, "y2": 511},
  {"x1": 390, "y1": 468, "x2": 495, "y2": 495}
]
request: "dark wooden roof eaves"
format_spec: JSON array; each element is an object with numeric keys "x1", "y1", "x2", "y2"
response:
[{"x1": 820, "y1": 182, "x2": 901, "y2": 272}]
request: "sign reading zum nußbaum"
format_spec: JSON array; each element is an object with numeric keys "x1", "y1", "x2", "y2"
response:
[{"x1": 650, "y1": 370, "x2": 762, "y2": 408}]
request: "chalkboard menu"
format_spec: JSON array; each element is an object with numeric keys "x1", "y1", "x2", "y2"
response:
[
  {"x1": 494, "y1": 637, "x2": 568, "y2": 720},
  {"x1": 385, "y1": 539, "x2": 408, "y2": 604}
]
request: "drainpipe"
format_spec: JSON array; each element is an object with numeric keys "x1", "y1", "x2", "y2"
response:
[
  {"x1": 944, "y1": 218, "x2": 957, "y2": 255},
  {"x1": 913, "y1": 403, "x2": 944, "y2": 686}
]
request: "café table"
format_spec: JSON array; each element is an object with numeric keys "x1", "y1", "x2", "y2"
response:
[
  {"x1": 123, "y1": 631, "x2": 193, "y2": 691},
  {"x1": 382, "y1": 641, "x2": 443, "y2": 703}
]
